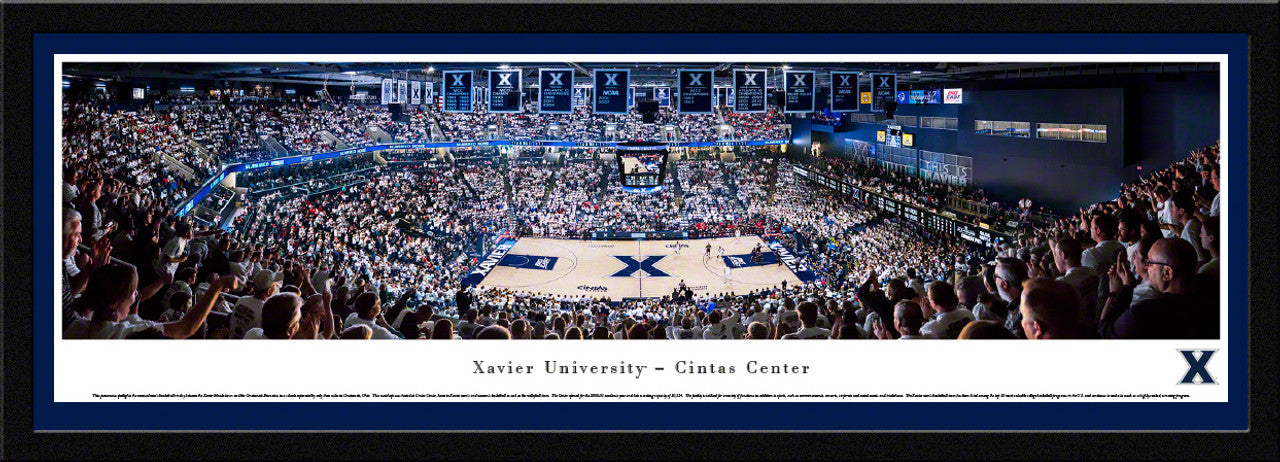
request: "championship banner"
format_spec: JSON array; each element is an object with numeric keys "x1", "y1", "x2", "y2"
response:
[
  {"x1": 871, "y1": 73, "x2": 897, "y2": 111},
  {"x1": 397, "y1": 80, "x2": 408, "y2": 104},
  {"x1": 784, "y1": 70, "x2": 815, "y2": 113},
  {"x1": 573, "y1": 86, "x2": 587, "y2": 108},
  {"x1": 592, "y1": 69, "x2": 629, "y2": 115},
  {"x1": 654, "y1": 86, "x2": 672, "y2": 107},
  {"x1": 442, "y1": 70, "x2": 472, "y2": 113},
  {"x1": 860, "y1": 92, "x2": 872, "y2": 105},
  {"x1": 381, "y1": 78, "x2": 393, "y2": 105},
  {"x1": 538, "y1": 68, "x2": 574, "y2": 114},
  {"x1": 896, "y1": 91, "x2": 910, "y2": 106},
  {"x1": 410, "y1": 81, "x2": 421, "y2": 105},
  {"x1": 733, "y1": 69, "x2": 767, "y2": 113},
  {"x1": 677, "y1": 69, "x2": 713, "y2": 114},
  {"x1": 726, "y1": 87, "x2": 735, "y2": 107},
  {"x1": 830, "y1": 71, "x2": 860, "y2": 112},
  {"x1": 628, "y1": 86, "x2": 635, "y2": 109},
  {"x1": 488, "y1": 69, "x2": 522, "y2": 113},
  {"x1": 424, "y1": 81, "x2": 434, "y2": 100}
]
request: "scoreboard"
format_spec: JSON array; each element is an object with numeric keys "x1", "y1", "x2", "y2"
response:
[{"x1": 615, "y1": 142, "x2": 669, "y2": 190}]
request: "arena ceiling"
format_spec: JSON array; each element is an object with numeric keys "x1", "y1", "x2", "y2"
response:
[{"x1": 62, "y1": 61, "x2": 1219, "y2": 88}]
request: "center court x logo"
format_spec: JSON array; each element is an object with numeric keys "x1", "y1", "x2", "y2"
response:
[
  {"x1": 1178, "y1": 350, "x2": 1216, "y2": 384},
  {"x1": 548, "y1": 72, "x2": 564, "y2": 85},
  {"x1": 451, "y1": 74, "x2": 466, "y2": 86},
  {"x1": 610, "y1": 256, "x2": 670, "y2": 278},
  {"x1": 604, "y1": 73, "x2": 620, "y2": 86}
]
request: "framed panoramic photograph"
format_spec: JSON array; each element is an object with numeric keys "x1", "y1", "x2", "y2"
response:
[{"x1": 3, "y1": 1, "x2": 1275, "y2": 460}]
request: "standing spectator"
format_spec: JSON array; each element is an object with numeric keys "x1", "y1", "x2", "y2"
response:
[
  {"x1": 1170, "y1": 191, "x2": 1211, "y2": 268},
  {"x1": 995, "y1": 257, "x2": 1030, "y2": 339},
  {"x1": 229, "y1": 269, "x2": 283, "y2": 339},
  {"x1": 780, "y1": 301, "x2": 831, "y2": 339},
  {"x1": 919, "y1": 281, "x2": 974, "y2": 339},
  {"x1": 243, "y1": 293, "x2": 303, "y2": 340},
  {"x1": 1019, "y1": 278, "x2": 1085, "y2": 339},
  {"x1": 1046, "y1": 238, "x2": 1099, "y2": 329},
  {"x1": 1198, "y1": 217, "x2": 1219, "y2": 279},
  {"x1": 342, "y1": 292, "x2": 403, "y2": 339},
  {"x1": 153, "y1": 221, "x2": 193, "y2": 280}
]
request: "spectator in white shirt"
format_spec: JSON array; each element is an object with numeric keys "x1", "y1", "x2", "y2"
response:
[
  {"x1": 1046, "y1": 238, "x2": 1099, "y2": 328},
  {"x1": 243, "y1": 293, "x2": 303, "y2": 340},
  {"x1": 1083, "y1": 214, "x2": 1126, "y2": 277},
  {"x1": 668, "y1": 316, "x2": 699, "y2": 339},
  {"x1": 229, "y1": 269, "x2": 283, "y2": 339},
  {"x1": 781, "y1": 301, "x2": 831, "y2": 339},
  {"x1": 1207, "y1": 165, "x2": 1220, "y2": 217},
  {"x1": 702, "y1": 308, "x2": 742, "y2": 339},
  {"x1": 342, "y1": 292, "x2": 402, "y2": 339},
  {"x1": 1198, "y1": 217, "x2": 1219, "y2": 279},
  {"x1": 1151, "y1": 186, "x2": 1176, "y2": 238},
  {"x1": 1020, "y1": 278, "x2": 1085, "y2": 339},
  {"x1": 153, "y1": 221, "x2": 192, "y2": 279},
  {"x1": 1117, "y1": 211, "x2": 1144, "y2": 261},
  {"x1": 873, "y1": 300, "x2": 927, "y2": 339},
  {"x1": 919, "y1": 281, "x2": 974, "y2": 339},
  {"x1": 1170, "y1": 190, "x2": 1211, "y2": 268}
]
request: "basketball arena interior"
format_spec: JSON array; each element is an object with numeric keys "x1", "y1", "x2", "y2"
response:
[{"x1": 59, "y1": 60, "x2": 1223, "y2": 340}]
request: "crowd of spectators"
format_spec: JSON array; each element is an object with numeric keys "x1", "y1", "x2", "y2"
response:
[
  {"x1": 725, "y1": 107, "x2": 790, "y2": 141},
  {"x1": 60, "y1": 90, "x2": 1222, "y2": 341},
  {"x1": 677, "y1": 160, "x2": 746, "y2": 225},
  {"x1": 515, "y1": 162, "x2": 605, "y2": 237},
  {"x1": 508, "y1": 164, "x2": 555, "y2": 214}
]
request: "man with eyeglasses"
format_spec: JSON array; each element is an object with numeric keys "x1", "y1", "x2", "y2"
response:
[
  {"x1": 1098, "y1": 238, "x2": 1217, "y2": 339},
  {"x1": 993, "y1": 258, "x2": 1029, "y2": 339}
]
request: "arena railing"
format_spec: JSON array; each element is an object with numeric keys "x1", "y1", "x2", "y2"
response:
[{"x1": 791, "y1": 164, "x2": 1012, "y2": 248}]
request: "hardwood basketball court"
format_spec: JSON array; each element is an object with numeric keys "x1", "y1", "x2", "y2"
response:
[{"x1": 477, "y1": 236, "x2": 801, "y2": 299}]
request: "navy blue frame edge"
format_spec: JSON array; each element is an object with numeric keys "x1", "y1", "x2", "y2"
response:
[{"x1": 34, "y1": 33, "x2": 1248, "y2": 431}]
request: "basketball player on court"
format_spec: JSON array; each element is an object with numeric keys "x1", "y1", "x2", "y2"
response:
[
  {"x1": 723, "y1": 264, "x2": 732, "y2": 284},
  {"x1": 717, "y1": 246, "x2": 725, "y2": 260},
  {"x1": 705, "y1": 243, "x2": 712, "y2": 261},
  {"x1": 674, "y1": 240, "x2": 681, "y2": 256}
]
